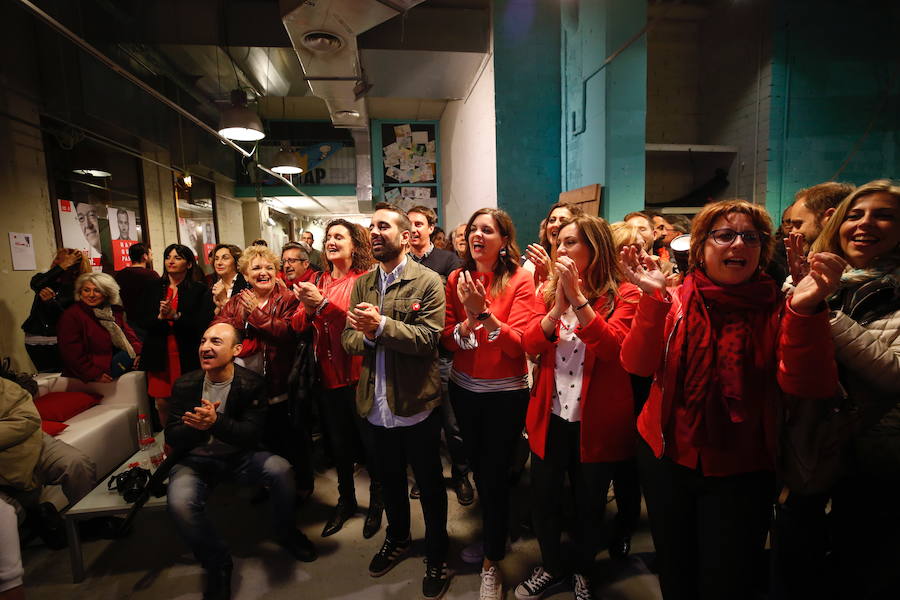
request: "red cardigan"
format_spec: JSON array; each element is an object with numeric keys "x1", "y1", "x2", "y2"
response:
[
  {"x1": 291, "y1": 270, "x2": 365, "y2": 389},
  {"x1": 620, "y1": 289, "x2": 839, "y2": 476},
  {"x1": 57, "y1": 302, "x2": 142, "y2": 382},
  {"x1": 524, "y1": 283, "x2": 640, "y2": 463},
  {"x1": 441, "y1": 267, "x2": 534, "y2": 380}
]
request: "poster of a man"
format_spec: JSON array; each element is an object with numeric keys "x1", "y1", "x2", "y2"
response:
[
  {"x1": 75, "y1": 200, "x2": 102, "y2": 255},
  {"x1": 109, "y1": 206, "x2": 136, "y2": 241},
  {"x1": 57, "y1": 199, "x2": 103, "y2": 270}
]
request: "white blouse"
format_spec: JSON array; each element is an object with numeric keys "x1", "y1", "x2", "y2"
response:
[{"x1": 552, "y1": 308, "x2": 585, "y2": 422}]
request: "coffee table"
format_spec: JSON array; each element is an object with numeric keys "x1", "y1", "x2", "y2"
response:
[{"x1": 63, "y1": 440, "x2": 168, "y2": 582}]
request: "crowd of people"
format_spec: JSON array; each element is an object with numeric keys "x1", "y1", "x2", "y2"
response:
[{"x1": 4, "y1": 179, "x2": 899, "y2": 600}]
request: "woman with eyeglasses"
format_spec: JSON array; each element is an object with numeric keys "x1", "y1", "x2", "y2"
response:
[{"x1": 619, "y1": 199, "x2": 845, "y2": 600}]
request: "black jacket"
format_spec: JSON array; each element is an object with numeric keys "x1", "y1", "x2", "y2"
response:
[
  {"x1": 411, "y1": 246, "x2": 463, "y2": 282},
  {"x1": 165, "y1": 365, "x2": 267, "y2": 452},
  {"x1": 138, "y1": 278, "x2": 215, "y2": 373},
  {"x1": 21, "y1": 266, "x2": 77, "y2": 337}
]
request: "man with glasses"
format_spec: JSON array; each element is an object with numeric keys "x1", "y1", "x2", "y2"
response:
[
  {"x1": 74, "y1": 200, "x2": 102, "y2": 256},
  {"x1": 280, "y1": 242, "x2": 316, "y2": 287}
]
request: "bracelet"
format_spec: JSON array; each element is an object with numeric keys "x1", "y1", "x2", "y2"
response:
[
  {"x1": 546, "y1": 314, "x2": 561, "y2": 323},
  {"x1": 574, "y1": 300, "x2": 590, "y2": 311},
  {"x1": 475, "y1": 310, "x2": 491, "y2": 321}
]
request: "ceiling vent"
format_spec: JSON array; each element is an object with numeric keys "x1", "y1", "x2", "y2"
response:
[{"x1": 301, "y1": 31, "x2": 344, "y2": 53}]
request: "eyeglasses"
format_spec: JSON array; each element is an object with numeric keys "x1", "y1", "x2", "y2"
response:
[
  {"x1": 283, "y1": 257, "x2": 308, "y2": 265},
  {"x1": 708, "y1": 229, "x2": 768, "y2": 247}
]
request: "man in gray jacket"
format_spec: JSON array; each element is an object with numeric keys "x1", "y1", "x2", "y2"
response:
[{"x1": 342, "y1": 202, "x2": 451, "y2": 599}]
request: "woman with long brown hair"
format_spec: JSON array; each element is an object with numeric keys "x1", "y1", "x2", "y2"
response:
[
  {"x1": 516, "y1": 215, "x2": 639, "y2": 600},
  {"x1": 442, "y1": 208, "x2": 534, "y2": 599},
  {"x1": 291, "y1": 220, "x2": 385, "y2": 539}
]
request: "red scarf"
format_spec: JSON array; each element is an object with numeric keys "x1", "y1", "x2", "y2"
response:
[{"x1": 675, "y1": 270, "x2": 780, "y2": 448}]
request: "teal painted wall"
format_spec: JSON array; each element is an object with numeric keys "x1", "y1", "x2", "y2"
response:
[
  {"x1": 493, "y1": 0, "x2": 562, "y2": 246},
  {"x1": 562, "y1": 0, "x2": 646, "y2": 222},
  {"x1": 768, "y1": 0, "x2": 900, "y2": 217}
]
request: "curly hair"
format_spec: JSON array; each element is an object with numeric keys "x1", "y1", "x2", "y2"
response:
[
  {"x1": 324, "y1": 219, "x2": 374, "y2": 272},
  {"x1": 238, "y1": 244, "x2": 281, "y2": 274},
  {"x1": 75, "y1": 272, "x2": 122, "y2": 306}
]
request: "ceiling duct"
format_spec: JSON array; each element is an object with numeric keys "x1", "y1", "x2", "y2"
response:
[{"x1": 280, "y1": 0, "x2": 426, "y2": 129}]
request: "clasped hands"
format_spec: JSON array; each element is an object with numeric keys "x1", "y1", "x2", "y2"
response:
[
  {"x1": 293, "y1": 282, "x2": 324, "y2": 313},
  {"x1": 158, "y1": 296, "x2": 178, "y2": 320},
  {"x1": 347, "y1": 302, "x2": 382, "y2": 340},
  {"x1": 183, "y1": 398, "x2": 220, "y2": 431}
]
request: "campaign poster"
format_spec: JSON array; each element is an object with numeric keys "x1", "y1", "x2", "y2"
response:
[
  {"x1": 178, "y1": 217, "x2": 206, "y2": 266},
  {"x1": 108, "y1": 207, "x2": 137, "y2": 270},
  {"x1": 57, "y1": 199, "x2": 103, "y2": 271}
]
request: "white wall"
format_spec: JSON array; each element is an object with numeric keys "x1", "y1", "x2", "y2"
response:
[{"x1": 440, "y1": 54, "x2": 497, "y2": 230}]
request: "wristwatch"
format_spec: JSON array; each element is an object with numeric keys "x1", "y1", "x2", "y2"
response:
[{"x1": 475, "y1": 310, "x2": 491, "y2": 321}]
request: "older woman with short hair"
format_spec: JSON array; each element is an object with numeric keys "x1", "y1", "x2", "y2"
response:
[
  {"x1": 619, "y1": 199, "x2": 846, "y2": 600},
  {"x1": 57, "y1": 272, "x2": 142, "y2": 383}
]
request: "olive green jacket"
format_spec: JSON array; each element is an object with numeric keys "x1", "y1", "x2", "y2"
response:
[
  {"x1": 0, "y1": 378, "x2": 42, "y2": 492},
  {"x1": 341, "y1": 258, "x2": 445, "y2": 419}
]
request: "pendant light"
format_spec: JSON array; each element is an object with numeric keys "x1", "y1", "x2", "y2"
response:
[
  {"x1": 271, "y1": 142, "x2": 302, "y2": 175},
  {"x1": 218, "y1": 89, "x2": 265, "y2": 142}
]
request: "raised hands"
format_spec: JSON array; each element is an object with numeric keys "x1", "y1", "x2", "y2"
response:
[
  {"x1": 57, "y1": 249, "x2": 81, "y2": 270},
  {"x1": 456, "y1": 271, "x2": 488, "y2": 317},
  {"x1": 554, "y1": 256, "x2": 584, "y2": 305},
  {"x1": 524, "y1": 243, "x2": 552, "y2": 283},
  {"x1": 789, "y1": 252, "x2": 847, "y2": 315},
  {"x1": 785, "y1": 232, "x2": 810, "y2": 285},
  {"x1": 293, "y1": 281, "x2": 324, "y2": 313},
  {"x1": 347, "y1": 302, "x2": 381, "y2": 339},
  {"x1": 211, "y1": 280, "x2": 227, "y2": 308},
  {"x1": 238, "y1": 289, "x2": 259, "y2": 318},
  {"x1": 158, "y1": 291, "x2": 178, "y2": 320},
  {"x1": 619, "y1": 246, "x2": 667, "y2": 296}
]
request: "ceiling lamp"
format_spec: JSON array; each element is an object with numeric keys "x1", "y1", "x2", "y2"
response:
[
  {"x1": 71, "y1": 144, "x2": 111, "y2": 178},
  {"x1": 72, "y1": 167, "x2": 112, "y2": 178},
  {"x1": 218, "y1": 89, "x2": 265, "y2": 142},
  {"x1": 271, "y1": 143, "x2": 303, "y2": 175}
]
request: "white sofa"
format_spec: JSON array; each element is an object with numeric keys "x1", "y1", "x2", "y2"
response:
[{"x1": 34, "y1": 371, "x2": 149, "y2": 508}]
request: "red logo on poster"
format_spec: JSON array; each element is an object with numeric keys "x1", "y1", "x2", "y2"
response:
[
  {"x1": 60, "y1": 200, "x2": 72, "y2": 212},
  {"x1": 203, "y1": 243, "x2": 216, "y2": 265}
]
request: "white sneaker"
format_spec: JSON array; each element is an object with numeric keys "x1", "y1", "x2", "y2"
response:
[
  {"x1": 573, "y1": 573, "x2": 594, "y2": 600},
  {"x1": 480, "y1": 565, "x2": 503, "y2": 600},
  {"x1": 461, "y1": 541, "x2": 485, "y2": 564},
  {"x1": 514, "y1": 566, "x2": 564, "y2": 600}
]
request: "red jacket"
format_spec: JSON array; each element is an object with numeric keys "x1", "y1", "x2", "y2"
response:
[
  {"x1": 213, "y1": 286, "x2": 298, "y2": 398},
  {"x1": 291, "y1": 270, "x2": 365, "y2": 389},
  {"x1": 441, "y1": 267, "x2": 534, "y2": 380},
  {"x1": 524, "y1": 283, "x2": 640, "y2": 463},
  {"x1": 57, "y1": 302, "x2": 142, "y2": 382},
  {"x1": 620, "y1": 289, "x2": 839, "y2": 476}
]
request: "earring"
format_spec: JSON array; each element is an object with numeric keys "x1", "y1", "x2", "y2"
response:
[{"x1": 499, "y1": 246, "x2": 508, "y2": 257}]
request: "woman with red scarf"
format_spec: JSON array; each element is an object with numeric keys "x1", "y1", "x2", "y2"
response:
[{"x1": 619, "y1": 199, "x2": 846, "y2": 600}]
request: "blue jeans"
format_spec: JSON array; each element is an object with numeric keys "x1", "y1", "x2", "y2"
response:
[{"x1": 167, "y1": 451, "x2": 296, "y2": 569}]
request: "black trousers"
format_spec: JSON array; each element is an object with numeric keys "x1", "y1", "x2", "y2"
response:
[
  {"x1": 450, "y1": 382, "x2": 528, "y2": 561},
  {"x1": 25, "y1": 344, "x2": 62, "y2": 373},
  {"x1": 531, "y1": 414, "x2": 614, "y2": 576},
  {"x1": 612, "y1": 457, "x2": 642, "y2": 537},
  {"x1": 638, "y1": 440, "x2": 773, "y2": 600},
  {"x1": 264, "y1": 401, "x2": 314, "y2": 493},
  {"x1": 770, "y1": 491, "x2": 829, "y2": 600},
  {"x1": 319, "y1": 384, "x2": 378, "y2": 501},
  {"x1": 366, "y1": 410, "x2": 448, "y2": 564}
]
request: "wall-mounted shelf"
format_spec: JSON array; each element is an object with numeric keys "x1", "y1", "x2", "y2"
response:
[{"x1": 645, "y1": 143, "x2": 739, "y2": 154}]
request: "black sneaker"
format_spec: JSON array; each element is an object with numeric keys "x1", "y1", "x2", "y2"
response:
[
  {"x1": 368, "y1": 535, "x2": 411, "y2": 577},
  {"x1": 514, "y1": 566, "x2": 565, "y2": 600},
  {"x1": 422, "y1": 559, "x2": 451, "y2": 599},
  {"x1": 409, "y1": 483, "x2": 421, "y2": 499},
  {"x1": 453, "y1": 474, "x2": 475, "y2": 506}
]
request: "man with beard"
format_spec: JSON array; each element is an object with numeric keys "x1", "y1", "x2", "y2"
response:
[
  {"x1": 166, "y1": 322, "x2": 316, "y2": 600},
  {"x1": 786, "y1": 181, "x2": 855, "y2": 252},
  {"x1": 74, "y1": 201, "x2": 102, "y2": 256},
  {"x1": 342, "y1": 203, "x2": 451, "y2": 599},
  {"x1": 405, "y1": 206, "x2": 472, "y2": 506}
]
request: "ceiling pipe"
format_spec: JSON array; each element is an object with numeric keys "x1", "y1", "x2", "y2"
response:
[
  {"x1": 256, "y1": 164, "x2": 331, "y2": 213},
  {"x1": 13, "y1": 0, "x2": 254, "y2": 159}
]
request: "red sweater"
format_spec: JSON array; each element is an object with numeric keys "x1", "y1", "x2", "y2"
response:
[
  {"x1": 441, "y1": 267, "x2": 534, "y2": 380},
  {"x1": 620, "y1": 289, "x2": 839, "y2": 476},
  {"x1": 57, "y1": 302, "x2": 142, "y2": 382},
  {"x1": 524, "y1": 283, "x2": 640, "y2": 463},
  {"x1": 291, "y1": 270, "x2": 365, "y2": 389}
]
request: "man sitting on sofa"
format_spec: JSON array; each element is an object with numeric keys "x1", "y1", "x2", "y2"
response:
[
  {"x1": 0, "y1": 369, "x2": 97, "y2": 599},
  {"x1": 166, "y1": 322, "x2": 316, "y2": 600}
]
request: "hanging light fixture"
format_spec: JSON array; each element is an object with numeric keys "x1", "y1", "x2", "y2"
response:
[
  {"x1": 218, "y1": 89, "x2": 265, "y2": 142},
  {"x1": 71, "y1": 143, "x2": 112, "y2": 178},
  {"x1": 271, "y1": 142, "x2": 303, "y2": 175}
]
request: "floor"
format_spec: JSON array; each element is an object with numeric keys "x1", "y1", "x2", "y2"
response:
[{"x1": 21, "y1": 463, "x2": 664, "y2": 599}]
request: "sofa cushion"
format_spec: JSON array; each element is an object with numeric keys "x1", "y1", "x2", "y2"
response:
[
  {"x1": 57, "y1": 404, "x2": 138, "y2": 480},
  {"x1": 34, "y1": 392, "x2": 101, "y2": 422},
  {"x1": 40, "y1": 421, "x2": 68, "y2": 436}
]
